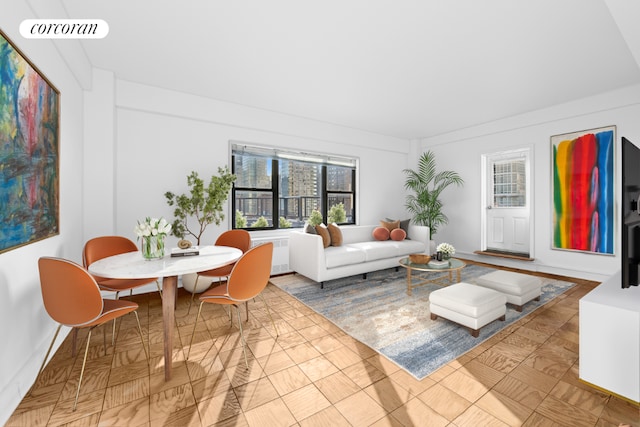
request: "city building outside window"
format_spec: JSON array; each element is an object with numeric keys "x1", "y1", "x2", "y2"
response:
[
  {"x1": 231, "y1": 143, "x2": 357, "y2": 230},
  {"x1": 492, "y1": 159, "x2": 526, "y2": 208}
]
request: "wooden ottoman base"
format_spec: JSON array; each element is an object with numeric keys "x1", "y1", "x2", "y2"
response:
[{"x1": 430, "y1": 312, "x2": 505, "y2": 337}]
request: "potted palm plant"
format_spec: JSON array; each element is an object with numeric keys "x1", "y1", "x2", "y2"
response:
[{"x1": 403, "y1": 151, "x2": 464, "y2": 242}]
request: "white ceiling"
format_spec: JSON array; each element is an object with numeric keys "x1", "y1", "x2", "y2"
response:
[{"x1": 57, "y1": 0, "x2": 640, "y2": 140}]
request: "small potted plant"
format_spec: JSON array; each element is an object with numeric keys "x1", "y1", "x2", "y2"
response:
[
  {"x1": 279, "y1": 216, "x2": 292, "y2": 228},
  {"x1": 305, "y1": 209, "x2": 323, "y2": 233},
  {"x1": 251, "y1": 216, "x2": 269, "y2": 228},
  {"x1": 235, "y1": 210, "x2": 247, "y2": 228},
  {"x1": 328, "y1": 203, "x2": 346, "y2": 224}
]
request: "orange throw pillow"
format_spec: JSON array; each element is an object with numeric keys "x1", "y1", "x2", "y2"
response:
[
  {"x1": 315, "y1": 224, "x2": 332, "y2": 248},
  {"x1": 390, "y1": 228, "x2": 406, "y2": 241},
  {"x1": 372, "y1": 226, "x2": 390, "y2": 241},
  {"x1": 328, "y1": 223, "x2": 343, "y2": 246}
]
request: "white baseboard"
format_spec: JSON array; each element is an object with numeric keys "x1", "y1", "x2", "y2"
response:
[{"x1": 459, "y1": 251, "x2": 609, "y2": 282}]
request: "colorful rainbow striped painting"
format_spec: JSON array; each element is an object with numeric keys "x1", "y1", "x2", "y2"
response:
[
  {"x1": 0, "y1": 30, "x2": 59, "y2": 253},
  {"x1": 552, "y1": 126, "x2": 615, "y2": 254}
]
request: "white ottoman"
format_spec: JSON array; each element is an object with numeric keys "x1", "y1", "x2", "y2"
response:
[
  {"x1": 475, "y1": 270, "x2": 542, "y2": 312},
  {"x1": 430, "y1": 282, "x2": 507, "y2": 337}
]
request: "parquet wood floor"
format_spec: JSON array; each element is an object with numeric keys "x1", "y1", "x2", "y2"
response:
[{"x1": 7, "y1": 262, "x2": 639, "y2": 426}]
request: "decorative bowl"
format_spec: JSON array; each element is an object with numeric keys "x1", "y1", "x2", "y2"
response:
[{"x1": 409, "y1": 253, "x2": 431, "y2": 264}]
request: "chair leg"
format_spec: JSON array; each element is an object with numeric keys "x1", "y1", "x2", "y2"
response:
[
  {"x1": 187, "y1": 276, "x2": 203, "y2": 315},
  {"x1": 225, "y1": 306, "x2": 232, "y2": 325},
  {"x1": 156, "y1": 279, "x2": 163, "y2": 300},
  {"x1": 258, "y1": 293, "x2": 278, "y2": 337},
  {"x1": 112, "y1": 291, "x2": 120, "y2": 345},
  {"x1": 133, "y1": 311, "x2": 149, "y2": 362},
  {"x1": 31, "y1": 324, "x2": 62, "y2": 395},
  {"x1": 235, "y1": 305, "x2": 250, "y2": 369},
  {"x1": 73, "y1": 327, "x2": 94, "y2": 411},
  {"x1": 188, "y1": 292, "x2": 197, "y2": 315},
  {"x1": 186, "y1": 301, "x2": 205, "y2": 360}
]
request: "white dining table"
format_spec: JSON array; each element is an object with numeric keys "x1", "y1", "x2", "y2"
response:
[{"x1": 88, "y1": 245, "x2": 242, "y2": 380}]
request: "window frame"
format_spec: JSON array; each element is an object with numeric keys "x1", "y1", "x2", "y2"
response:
[{"x1": 231, "y1": 143, "x2": 357, "y2": 230}]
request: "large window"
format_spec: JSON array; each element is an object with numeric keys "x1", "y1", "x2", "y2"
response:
[{"x1": 231, "y1": 143, "x2": 357, "y2": 230}]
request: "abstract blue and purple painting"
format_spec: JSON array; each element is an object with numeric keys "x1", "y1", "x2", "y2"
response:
[{"x1": 1, "y1": 30, "x2": 59, "y2": 253}]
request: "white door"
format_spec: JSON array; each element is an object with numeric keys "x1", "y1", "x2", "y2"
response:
[{"x1": 483, "y1": 149, "x2": 531, "y2": 256}]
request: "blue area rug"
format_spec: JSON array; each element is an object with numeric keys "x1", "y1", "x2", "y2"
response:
[{"x1": 271, "y1": 265, "x2": 575, "y2": 380}]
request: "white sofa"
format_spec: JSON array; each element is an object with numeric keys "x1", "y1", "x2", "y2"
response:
[{"x1": 289, "y1": 224, "x2": 431, "y2": 287}]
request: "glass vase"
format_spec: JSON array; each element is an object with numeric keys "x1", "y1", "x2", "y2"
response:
[{"x1": 142, "y1": 235, "x2": 165, "y2": 260}]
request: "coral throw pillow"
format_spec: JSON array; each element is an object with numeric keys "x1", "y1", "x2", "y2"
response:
[
  {"x1": 328, "y1": 223, "x2": 343, "y2": 246},
  {"x1": 372, "y1": 226, "x2": 390, "y2": 241},
  {"x1": 390, "y1": 228, "x2": 407, "y2": 241},
  {"x1": 380, "y1": 219, "x2": 400, "y2": 232},
  {"x1": 315, "y1": 224, "x2": 332, "y2": 248}
]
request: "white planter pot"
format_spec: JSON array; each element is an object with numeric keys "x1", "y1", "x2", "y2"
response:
[{"x1": 180, "y1": 273, "x2": 212, "y2": 294}]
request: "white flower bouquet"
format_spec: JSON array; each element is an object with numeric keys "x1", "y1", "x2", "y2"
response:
[
  {"x1": 134, "y1": 217, "x2": 172, "y2": 238},
  {"x1": 134, "y1": 217, "x2": 172, "y2": 259},
  {"x1": 436, "y1": 242, "x2": 455, "y2": 256}
]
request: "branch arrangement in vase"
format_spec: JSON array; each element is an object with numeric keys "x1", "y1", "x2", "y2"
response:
[{"x1": 165, "y1": 167, "x2": 236, "y2": 246}]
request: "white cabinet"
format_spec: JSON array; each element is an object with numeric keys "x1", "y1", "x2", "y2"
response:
[{"x1": 579, "y1": 271, "x2": 640, "y2": 403}]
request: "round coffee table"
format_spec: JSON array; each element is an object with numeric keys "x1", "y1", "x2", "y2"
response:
[{"x1": 398, "y1": 257, "x2": 466, "y2": 296}]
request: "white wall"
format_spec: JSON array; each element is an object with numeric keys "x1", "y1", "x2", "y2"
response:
[
  {"x1": 421, "y1": 84, "x2": 640, "y2": 281},
  {"x1": 0, "y1": 3, "x2": 86, "y2": 424},
  {"x1": 83, "y1": 68, "x2": 116, "y2": 238},
  {"x1": 101, "y1": 79, "x2": 412, "y2": 250}
]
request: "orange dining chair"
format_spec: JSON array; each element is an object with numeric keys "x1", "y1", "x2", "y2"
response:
[
  {"x1": 83, "y1": 236, "x2": 161, "y2": 344},
  {"x1": 35, "y1": 257, "x2": 148, "y2": 411},
  {"x1": 187, "y1": 242, "x2": 277, "y2": 368},
  {"x1": 187, "y1": 229, "x2": 251, "y2": 313}
]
